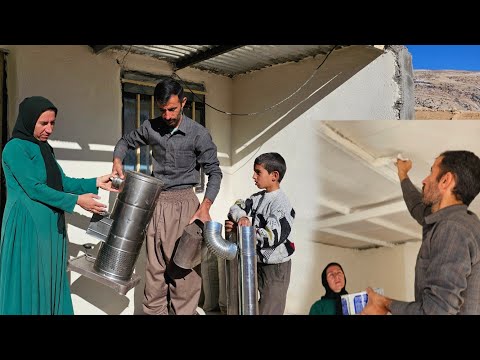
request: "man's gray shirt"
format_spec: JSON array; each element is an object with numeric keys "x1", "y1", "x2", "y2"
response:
[
  {"x1": 390, "y1": 178, "x2": 480, "y2": 314},
  {"x1": 113, "y1": 115, "x2": 222, "y2": 202}
]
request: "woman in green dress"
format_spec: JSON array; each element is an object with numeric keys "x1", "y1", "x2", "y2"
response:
[
  {"x1": 0, "y1": 96, "x2": 118, "y2": 315},
  {"x1": 309, "y1": 262, "x2": 348, "y2": 315}
]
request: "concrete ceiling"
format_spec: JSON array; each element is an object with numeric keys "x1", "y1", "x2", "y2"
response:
[{"x1": 314, "y1": 120, "x2": 480, "y2": 250}]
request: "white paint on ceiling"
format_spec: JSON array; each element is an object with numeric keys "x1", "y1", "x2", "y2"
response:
[{"x1": 315, "y1": 120, "x2": 480, "y2": 249}]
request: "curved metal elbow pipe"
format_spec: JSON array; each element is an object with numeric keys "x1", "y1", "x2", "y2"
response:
[{"x1": 204, "y1": 221, "x2": 238, "y2": 260}]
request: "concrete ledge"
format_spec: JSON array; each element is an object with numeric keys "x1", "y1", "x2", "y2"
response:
[{"x1": 68, "y1": 255, "x2": 141, "y2": 296}]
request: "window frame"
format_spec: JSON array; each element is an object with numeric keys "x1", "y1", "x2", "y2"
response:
[{"x1": 120, "y1": 72, "x2": 207, "y2": 193}]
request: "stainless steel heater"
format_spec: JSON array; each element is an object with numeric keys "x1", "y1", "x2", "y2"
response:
[{"x1": 68, "y1": 171, "x2": 164, "y2": 295}]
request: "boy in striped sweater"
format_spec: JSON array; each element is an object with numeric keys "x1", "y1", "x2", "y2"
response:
[{"x1": 226, "y1": 152, "x2": 295, "y2": 315}]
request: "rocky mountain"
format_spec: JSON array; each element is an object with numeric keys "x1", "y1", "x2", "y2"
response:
[{"x1": 414, "y1": 70, "x2": 480, "y2": 120}]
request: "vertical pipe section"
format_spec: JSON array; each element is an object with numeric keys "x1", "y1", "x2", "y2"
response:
[
  {"x1": 203, "y1": 221, "x2": 258, "y2": 315},
  {"x1": 225, "y1": 231, "x2": 239, "y2": 315},
  {"x1": 238, "y1": 225, "x2": 258, "y2": 315}
]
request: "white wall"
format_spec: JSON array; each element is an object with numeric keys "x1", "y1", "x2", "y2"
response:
[
  {"x1": 224, "y1": 105, "x2": 421, "y2": 315},
  {"x1": 228, "y1": 48, "x2": 410, "y2": 314},
  {"x1": 313, "y1": 50, "x2": 400, "y2": 120},
  {"x1": 402, "y1": 241, "x2": 422, "y2": 301},
  {"x1": 230, "y1": 45, "x2": 397, "y2": 165},
  {"x1": 0, "y1": 45, "x2": 414, "y2": 315},
  {"x1": 294, "y1": 241, "x2": 421, "y2": 315}
]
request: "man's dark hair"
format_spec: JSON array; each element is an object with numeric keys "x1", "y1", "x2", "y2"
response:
[
  {"x1": 154, "y1": 77, "x2": 184, "y2": 104},
  {"x1": 254, "y1": 152, "x2": 287, "y2": 182},
  {"x1": 437, "y1": 150, "x2": 480, "y2": 206}
]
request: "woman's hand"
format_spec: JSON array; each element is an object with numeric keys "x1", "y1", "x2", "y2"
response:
[
  {"x1": 96, "y1": 174, "x2": 120, "y2": 192},
  {"x1": 77, "y1": 193, "x2": 108, "y2": 214}
]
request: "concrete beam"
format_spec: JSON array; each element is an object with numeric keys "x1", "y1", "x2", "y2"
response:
[
  {"x1": 367, "y1": 217, "x2": 421, "y2": 240},
  {"x1": 314, "y1": 200, "x2": 407, "y2": 229},
  {"x1": 318, "y1": 198, "x2": 421, "y2": 243},
  {"x1": 316, "y1": 122, "x2": 399, "y2": 184},
  {"x1": 318, "y1": 198, "x2": 351, "y2": 214},
  {"x1": 319, "y1": 228, "x2": 395, "y2": 248}
]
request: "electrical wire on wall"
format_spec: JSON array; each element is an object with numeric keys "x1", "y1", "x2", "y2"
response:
[
  {"x1": 172, "y1": 45, "x2": 339, "y2": 175},
  {"x1": 172, "y1": 45, "x2": 338, "y2": 117},
  {"x1": 116, "y1": 45, "x2": 133, "y2": 70},
  {"x1": 115, "y1": 45, "x2": 338, "y2": 117},
  {"x1": 115, "y1": 45, "x2": 339, "y2": 175}
]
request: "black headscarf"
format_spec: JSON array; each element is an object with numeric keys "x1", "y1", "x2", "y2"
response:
[
  {"x1": 10, "y1": 96, "x2": 66, "y2": 233},
  {"x1": 11, "y1": 96, "x2": 63, "y2": 192},
  {"x1": 321, "y1": 262, "x2": 348, "y2": 315}
]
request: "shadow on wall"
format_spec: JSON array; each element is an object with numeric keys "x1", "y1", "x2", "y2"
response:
[
  {"x1": 231, "y1": 45, "x2": 384, "y2": 165},
  {"x1": 65, "y1": 212, "x2": 91, "y2": 234},
  {"x1": 53, "y1": 146, "x2": 114, "y2": 163},
  {"x1": 65, "y1": 191, "x2": 121, "y2": 233}
]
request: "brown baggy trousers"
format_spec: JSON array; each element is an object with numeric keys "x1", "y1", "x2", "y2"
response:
[{"x1": 143, "y1": 188, "x2": 201, "y2": 315}]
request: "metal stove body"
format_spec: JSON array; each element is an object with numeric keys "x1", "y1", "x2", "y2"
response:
[{"x1": 68, "y1": 171, "x2": 163, "y2": 295}]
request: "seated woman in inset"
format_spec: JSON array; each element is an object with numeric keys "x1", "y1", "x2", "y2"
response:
[{"x1": 309, "y1": 262, "x2": 348, "y2": 315}]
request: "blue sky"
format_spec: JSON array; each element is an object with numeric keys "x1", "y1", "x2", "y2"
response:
[{"x1": 405, "y1": 45, "x2": 480, "y2": 71}]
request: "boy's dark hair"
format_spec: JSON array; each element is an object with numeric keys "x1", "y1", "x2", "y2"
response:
[
  {"x1": 254, "y1": 152, "x2": 287, "y2": 182},
  {"x1": 437, "y1": 150, "x2": 480, "y2": 206},
  {"x1": 154, "y1": 77, "x2": 184, "y2": 105}
]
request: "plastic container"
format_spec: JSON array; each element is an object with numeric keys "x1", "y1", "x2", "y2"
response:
[{"x1": 341, "y1": 288, "x2": 384, "y2": 315}]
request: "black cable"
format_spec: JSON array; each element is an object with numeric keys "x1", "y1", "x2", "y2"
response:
[{"x1": 172, "y1": 45, "x2": 338, "y2": 117}]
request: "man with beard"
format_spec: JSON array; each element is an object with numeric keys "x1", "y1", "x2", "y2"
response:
[
  {"x1": 112, "y1": 77, "x2": 222, "y2": 315},
  {"x1": 362, "y1": 151, "x2": 480, "y2": 315}
]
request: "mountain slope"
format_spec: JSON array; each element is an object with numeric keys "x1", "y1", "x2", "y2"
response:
[{"x1": 414, "y1": 70, "x2": 480, "y2": 120}]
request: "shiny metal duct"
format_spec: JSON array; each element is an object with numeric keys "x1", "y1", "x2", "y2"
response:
[
  {"x1": 203, "y1": 221, "x2": 237, "y2": 260},
  {"x1": 93, "y1": 171, "x2": 164, "y2": 281},
  {"x1": 225, "y1": 231, "x2": 239, "y2": 315},
  {"x1": 203, "y1": 221, "x2": 258, "y2": 315},
  {"x1": 238, "y1": 225, "x2": 258, "y2": 315}
]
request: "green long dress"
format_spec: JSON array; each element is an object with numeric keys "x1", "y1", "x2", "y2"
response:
[{"x1": 0, "y1": 138, "x2": 98, "y2": 315}]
